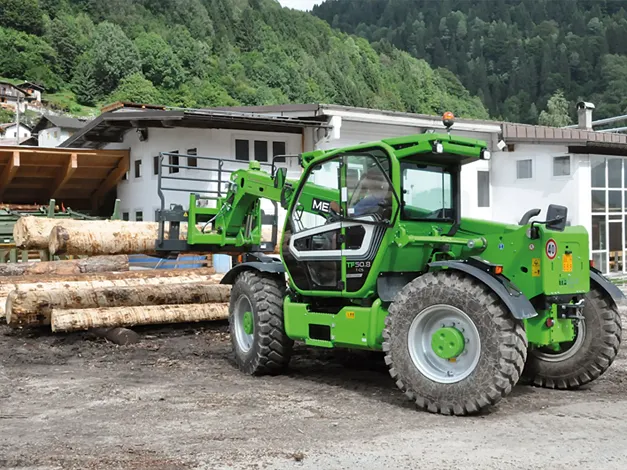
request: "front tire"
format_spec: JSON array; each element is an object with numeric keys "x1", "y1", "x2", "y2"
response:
[
  {"x1": 523, "y1": 285, "x2": 622, "y2": 389},
  {"x1": 229, "y1": 271, "x2": 293, "y2": 375},
  {"x1": 383, "y1": 271, "x2": 527, "y2": 415}
]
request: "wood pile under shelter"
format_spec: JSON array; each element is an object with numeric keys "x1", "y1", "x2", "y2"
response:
[{"x1": 2, "y1": 216, "x2": 229, "y2": 339}]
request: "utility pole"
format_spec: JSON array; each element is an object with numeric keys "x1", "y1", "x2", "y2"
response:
[{"x1": 15, "y1": 89, "x2": 21, "y2": 146}]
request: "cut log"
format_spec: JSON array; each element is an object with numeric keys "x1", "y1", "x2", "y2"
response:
[
  {"x1": 0, "y1": 255, "x2": 128, "y2": 277},
  {"x1": 91, "y1": 327, "x2": 139, "y2": 345},
  {"x1": 7, "y1": 282, "x2": 231, "y2": 326},
  {"x1": 51, "y1": 303, "x2": 229, "y2": 332},
  {"x1": 0, "y1": 204, "x2": 59, "y2": 211},
  {"x1": 0, "y1": 268, "x2": 217, "y2": 318},
  {"x1": 48, "y1": 221, "x2": 163, "y2": 256},
  {"x1": 0, "y1": 267, "x2": 216, "y2": 302},
  {"x1": 15, "y1": 216, "x2": 189, "y2": 252},
  {"x1": 13, "y1": 216, "x2": 87, "y2": 250}
]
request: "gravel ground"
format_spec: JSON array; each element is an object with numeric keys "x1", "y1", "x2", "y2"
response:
[{"x1": 2, "y1": 316, "x2": 627, "y2": 470}]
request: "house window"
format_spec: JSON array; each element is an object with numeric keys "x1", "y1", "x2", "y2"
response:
[
  {"x1": 153, "y1": 155, "x2": 159, "y2": 175},
  {"x1": 254, "y1": 140, "x2": 268, "y2": 162},
  {"x1": 135, "y1": 211, "x2": 143, "y2": 222},
  {"x1": 53, "y1": 131, "x2": 58, "y2": 139},
  {"x1": 122, "y1": 212, "x2": 129, "y2": 221},
  {"x1": 169, "y1": 150, "x2": 179, "y2": 174},
  {"x1": 477, "y1": 171, "x2": 490, "y2": 207},
  {"x1": 553, "y1": 156, "x2": 570, "y2": 176},
  {"x1": 187, "y1": 148, "x2": 198, "y2": 168},
  {"x1": 235, "y1": 139, "x2": 249, "y2": 161},
  {"x1": 273, "y1": 141, "x2": 286, "y2": 163},
  {"x1": 516, "y1": 159, "x2": 532, "y2": 179},
  {"x1": 134, "y1": 159, "x2": 142, "y2": 178}
]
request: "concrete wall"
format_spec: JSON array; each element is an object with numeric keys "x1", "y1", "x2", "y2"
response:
[
  {"x1": 0, "y1": 123, "x2": 31, "y2": 141},
  {"x1": 490, "y1": 144, "x2": 589, "y2": 232},
  {"x1": 38, "y1": 127, "x2": 74, "y2": 147},
  {"x1": 106, "y1": 127, "x2": 302, "y2": 222}
]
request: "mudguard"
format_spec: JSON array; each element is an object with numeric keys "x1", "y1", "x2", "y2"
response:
[
  {"x1": 220, "y1": 261, "x2": 285, "y2": 285},
  {"x1": 428, "y1": 260, "x2": 537, "y2": 320},
  {"x1": 590, "y1": 267, "x2": 626, "y2": 308}
]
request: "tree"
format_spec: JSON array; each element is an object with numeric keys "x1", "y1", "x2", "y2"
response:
[
  {"x1": 135, "y1": 32, "x2": 185, "y2": 89},
  {"x1": 87, "y1": 22, "x2": 141, "y2": 96},
  {"x1": 108, "y1": 73, "x2": 161, "y2": 104},
  {"x1": 0, "y1": 0, "x2": 44, "y2": 35},
  {"x1": 538, "y1": 90, "x2": 572, "y2": 127},
  {"x1": 72, "y1": 53, "x2": 99, "y2": 105},
  {"x1": 45, "y1": 14, "x2": 91, "y2": 81}
]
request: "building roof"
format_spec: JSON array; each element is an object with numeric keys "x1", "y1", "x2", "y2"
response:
[
  {"x1": 0, "y1": 145, "x2": 129, "y2": 210},
  {"x1": 17, "y1": 82, "x2": 45, "y2": 91},
  {"x1": 0, "y1": 82, "x2": 32, "y2": 98},
  {"x1": 31, "y1": 114, "x2": 89, "y2": 134},
  {"x1": 0, "y1": 122, "x2": 32, "y2": 131},
  {"x1": 60, "y1": 108, "x2": 331, "y2": 149}
]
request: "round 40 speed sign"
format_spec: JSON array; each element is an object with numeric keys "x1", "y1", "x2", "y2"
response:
[{"x1": 545, "y1": 238, "x2": 557, "y2": 260}]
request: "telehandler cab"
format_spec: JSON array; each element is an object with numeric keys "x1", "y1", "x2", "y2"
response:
[{"x1": 155, "y1": 113, "x2": 623, "y2": 415}]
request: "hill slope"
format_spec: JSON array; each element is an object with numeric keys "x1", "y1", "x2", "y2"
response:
[
  {"x1": 0, "y1": 0, "x2": 487, "y2": 119},
  {"x1": 313, "y1": 0, "x2": 627, "y2": 123}
]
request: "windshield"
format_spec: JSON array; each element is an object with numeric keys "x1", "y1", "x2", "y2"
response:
[{"x1": 401, "y1": 163, "x2": 455, "y2": 221}]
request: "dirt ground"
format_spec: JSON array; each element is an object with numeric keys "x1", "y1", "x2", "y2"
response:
[{"x1": 2, "y1": 316, "x2": 627, "y2": 470}]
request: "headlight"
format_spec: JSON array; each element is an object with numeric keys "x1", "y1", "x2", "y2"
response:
[
  {"x1": 481, "y1": 149, "x2": 491, "y2": 160},
  {"x1": 434, "y1": 142, "x2": 444, "y2": 154}
]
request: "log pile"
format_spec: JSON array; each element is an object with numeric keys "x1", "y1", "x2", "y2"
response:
[{"x1": 2, "y1": 216, "x2": 232, "y2": 338}]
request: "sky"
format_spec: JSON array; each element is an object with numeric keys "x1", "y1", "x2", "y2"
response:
[{"x1": 277, "y1": 0, "x2": 324, "y2": 11}]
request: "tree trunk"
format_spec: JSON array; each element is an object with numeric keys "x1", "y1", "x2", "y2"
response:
[
  {"x1": 5, "y1": 275, "x2": 223, "y2": 326},
  {"x1": 15, "y1": 216, "x2": 190, "y2": 252},
  {"x1": 51, "y1": 303, "x2": 229, "y2": 332},
  {"x1": 0, "y1": 255, "x2": 128, "y2": 277},
  {"x1": 7, "y1": 282, "x2": 230, "y2": 326},
  {"x1": 13, "y1": 216, "x2": 89, "y2": 250},
  {"x1": 0, "y1": 267, "x2": 216, "y2": 299}
]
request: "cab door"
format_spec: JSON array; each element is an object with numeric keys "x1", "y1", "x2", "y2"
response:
[
  {"x1": 341, "y1": 150, "x2": 395, "y2": 293},
  {"x1": 282, "y1": 156, "x2": 343, "y2": 293}
]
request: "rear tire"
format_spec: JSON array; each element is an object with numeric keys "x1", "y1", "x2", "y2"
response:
[
  {"x1": 523, "y1": 285, "x2": 622, "y2": 389},
  {"x1": 383, "y1": 271, "x2": 527, "y2": 415},
  {"x1": 229, "y1": 270, "x2": 293, "y2": 375}
]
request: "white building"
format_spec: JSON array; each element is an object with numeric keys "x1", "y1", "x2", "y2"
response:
[
  {"x1": 0, "y1": 122, "x2": 32, "y2": 144},
  {"x1": 61, "y1": 102, "x2": 627, "y2": 275},
  {"x1": 31, "y1": 114, "x2": 88, "y2": 147},
  {"x1": 0, "y1": 81, "x2": 39, "y2": 113}
]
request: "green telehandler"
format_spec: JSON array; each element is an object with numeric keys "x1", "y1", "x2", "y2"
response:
[{"x1": 155, "y1": 114, "x2": 623, "y2": 415}]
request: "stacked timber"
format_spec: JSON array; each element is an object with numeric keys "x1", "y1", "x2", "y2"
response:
[{"x1": 0, "y1": 255, "x2": 128, "y2": 277}]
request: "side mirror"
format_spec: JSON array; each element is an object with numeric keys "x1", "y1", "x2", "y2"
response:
[
  {"x1": 546, "y1": 204, "x2": 567, "y2": 232},
  {"x1": 519, "y1": 208, "x2": 541, "y2": 226},
  {"x1": 274, "y1": 167, "x2": 287, "y2": 189}
]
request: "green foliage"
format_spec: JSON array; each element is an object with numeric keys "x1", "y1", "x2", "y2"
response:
[
  {"x1": 313, "y1": 0, "x2": 627, "y2": 123},
  {"x1": 135, "y1": 32, "x2": 185, "y2": 89},
  {"x1": 0, "y1": 0, "x2": 489, "y2": 118},
  {"x1": 538, "y1": 90, "x2": 572, "y2": 127},
  {"x1": 87, "y1": 22, "x2": 141, "y2": 96},
  {"x1": 108, "y1": 73, "x2": 162, "y2": 104},
  {"x1": 0, "y1": 107, "x2": 14, "y2": 124},
  {"x1": 0, "y1": 0, "x2": 45, "y2": 35}
]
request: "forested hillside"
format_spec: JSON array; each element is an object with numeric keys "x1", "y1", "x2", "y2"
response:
[
  {"x1": 314, "y1": 0, "x2": 627, "y2": 124},
  {"x1": 0, "y1": 0, "x2": 488, "y2": 119}
]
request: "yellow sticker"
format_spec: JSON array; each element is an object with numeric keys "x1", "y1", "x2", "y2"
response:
[
  {"x1": 563, "y1": 253, "x2": 573, "y2": 272},
  {"x1": 346, "y1": 311, "x2": 355, "y2": 319},
  {"x1": 184, "y1": 212, "x2": 188, "y2": 217},
  {"x1": 532, "y1": 258, "x2": 541, "y2": 277}
]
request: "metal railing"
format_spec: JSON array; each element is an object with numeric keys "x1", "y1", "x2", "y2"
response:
[{"x1": 155, "y1": 152, "x2": 285, "y2": 250}]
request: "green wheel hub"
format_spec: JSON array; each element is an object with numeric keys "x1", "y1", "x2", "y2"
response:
[
  {"x1": 431, "y1": 327, "x2": 465, "y2": 359},
  {"x1": 242, "y1": 311, "x2": 254, "y2": 335}
]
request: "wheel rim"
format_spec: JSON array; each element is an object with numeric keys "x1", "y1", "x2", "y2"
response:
[
  {"x1": 234, "y1": 295, "x2": 254, "y2": 352},
  {"x1": 531, "y1": 320, "x2": 586, "y2": 362},
  {"x1": 407, "y1": 304, "x2": 481, "y2": 384}
]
